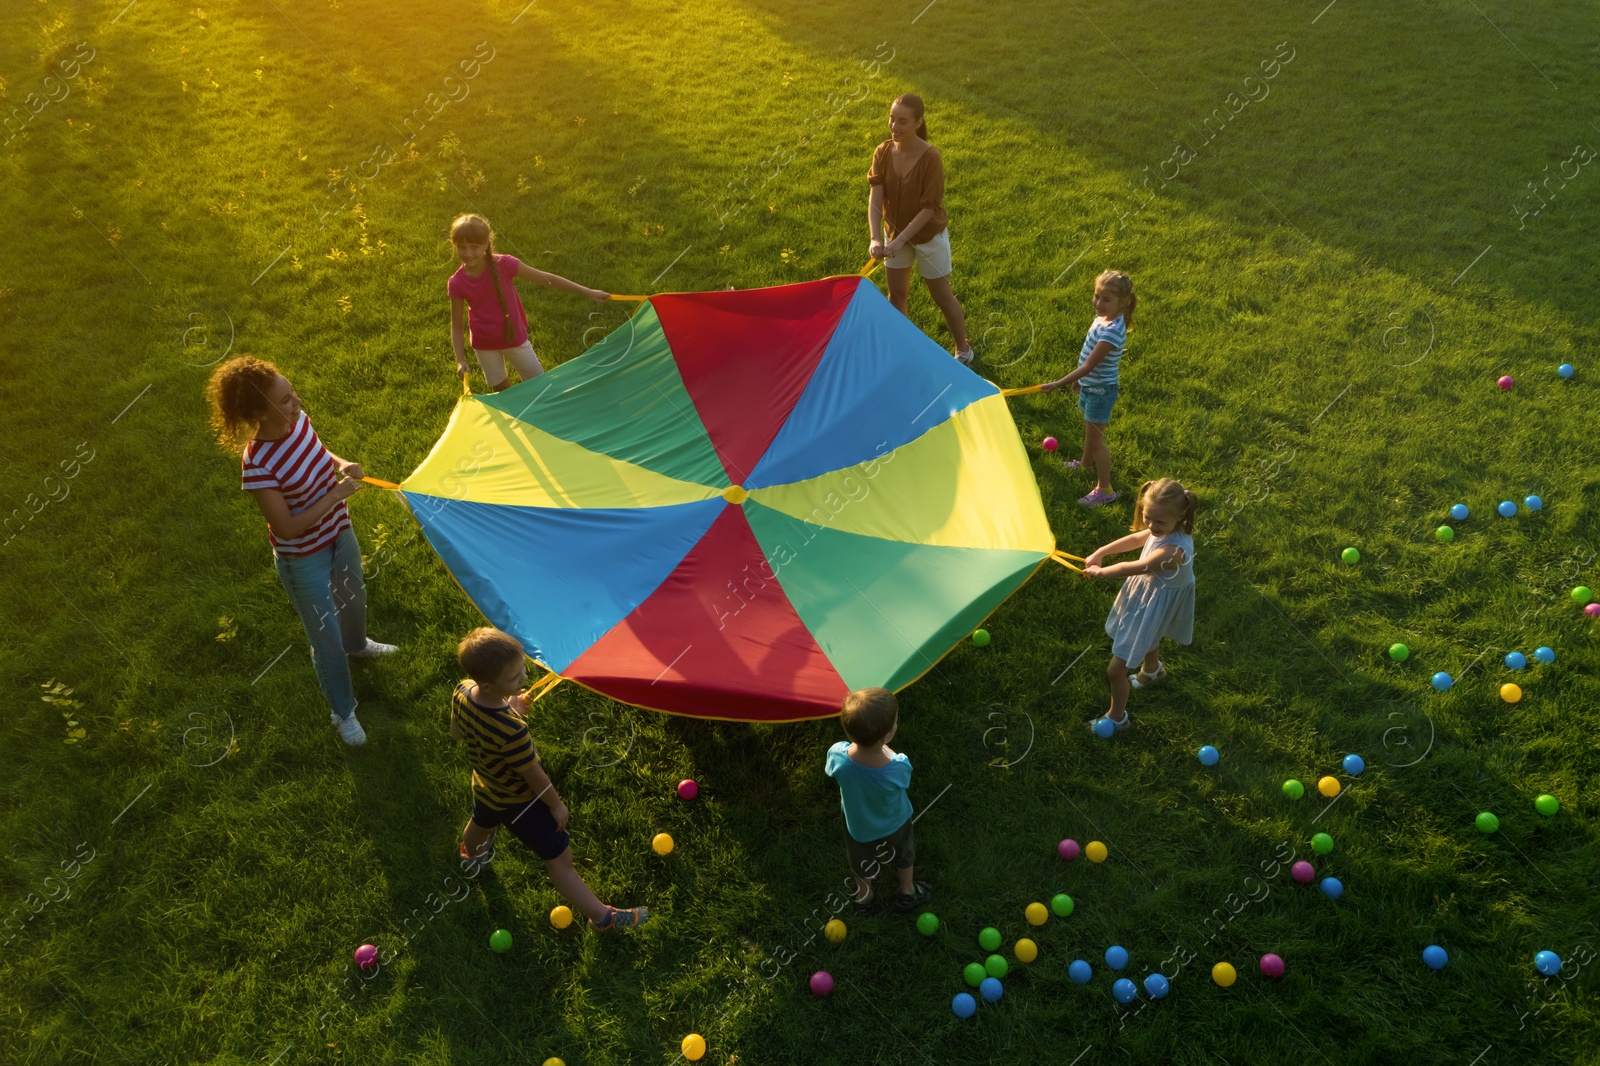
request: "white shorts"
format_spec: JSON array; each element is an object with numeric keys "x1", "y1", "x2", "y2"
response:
[
  {"x1": 886, "y1": 228, "x2": 952, "y2": 279},
  {"x1": 475, "y1": 339, "x2": 543, "y2": 389}
]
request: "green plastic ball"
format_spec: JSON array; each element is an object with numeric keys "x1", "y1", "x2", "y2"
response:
[
  {"x1": 1283, "y1": 779, "x2": 1305, "y2": 800},
  {"x1": 1311, "y1": 832, "x2": 1334, "y2": 855},
  {"x1": 1050, "y1": 893, "x2": 1074, "y2": 917},
  {"x1": 489, "y1": 928, "x2": 512, "y2": 953},
  {"x1": 971, "y1": 628, "x2": 991, "y2": 647},
  {"x1": 1475, "y1": 811, "x2": 1499, "y2": 834},
  {"x1": 1535, "y1": 794, "x2": 1559, "y2": 817},
  {"x1": 963, "y1": 962, "x2": 986, "y2": 987},
  {"x1": 916, "y1": 912, "x2": 940, "y2": 936},
  {"x1": 1573, "y1": 586, "x2": 1594, "y2": 605},
  {"x1": 1389, "y1": 643, "x2": 1410, "y2": 662},
  {"x1": 1435, "y1": 525, "x2": 1454, "y2": 543},
  {"x1": 985, "y1": 954, "x2": 1009, "y2": 979},
  {"x1": 1341, "y1": 547, "x2": 1361, "y2": 564},
  {"x1": 978, "y1": 927, "x2": 1002, "y2": 951}
]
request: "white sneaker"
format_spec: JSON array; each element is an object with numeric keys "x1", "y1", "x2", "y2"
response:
[
  {"x1": 333, "y1": 713, "x2": 367, "y2": 746},
  {"x1": 351, "y1": 638, "x2": 397, "y2": 658}
]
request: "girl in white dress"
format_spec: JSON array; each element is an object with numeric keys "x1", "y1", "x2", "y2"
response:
[{"x1": 1083, "y1": 478, "x2": 1197, "y2": 734}]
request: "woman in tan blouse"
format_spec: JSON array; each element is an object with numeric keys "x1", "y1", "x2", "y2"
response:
[{"x1": 868, "y1": 93, "x2": 974, "y2": 364}]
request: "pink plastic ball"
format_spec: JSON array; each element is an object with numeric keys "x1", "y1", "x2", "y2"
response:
[
  {"x1": 1058, "y1": 838, "x2": 1080, "y2": 861},
  {"x1": 1586, "y1": 603, "x2": 1600, "y2": 618},
  {"x1": 1042, "y1": 436, "x2": 1059, "y2": 452},
  {"x1": 1498, "y1": 375, "x2": 1514, "y2": 390},
  {"x1": 809, "y1": 970, "x2": 834, "y2": 996},
  {"x1": 1291, "y1": 861, "x2": 1315, "y2": 884},
  {"x1": 677, "y1": 779, "x2": 699, "y2": 801},
  {"x1": 1259, "y1": 953, "x2": 1285, "y2": 979},
  {"x1": 354, "y1": 944, "x2": 378, "y2": 970}
]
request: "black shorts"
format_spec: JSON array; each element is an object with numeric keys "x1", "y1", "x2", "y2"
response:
[
  {"x1": 472, "y1": 796, "x2": 571, "y2": 861},
  {"x1": 846, "y1": 818, "x2": 916, "y2": 880}
]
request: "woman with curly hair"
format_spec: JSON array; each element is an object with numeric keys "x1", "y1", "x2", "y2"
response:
[{"x1": 206, "y1": 356, "x2": 395, "y2": 746}]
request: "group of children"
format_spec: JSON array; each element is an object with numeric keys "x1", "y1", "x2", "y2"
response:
[{"x1": 203, "y1": 89, "x2": 1196, "y2": 930}]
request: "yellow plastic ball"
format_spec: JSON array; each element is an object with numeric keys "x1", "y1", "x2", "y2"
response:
[
  {"x1": 1212, "y1": 961, "x2": 1237, "y2": 987},
  {"x1": 1025, "y1": 902, "x2": 1048, "y2": 926},
  {"x1": 1318, "y1": 776, "x2": 1341, "y2": 798},
  {"x1": 652, "y1": 832, "x2": 675, "y2": 856},
  {"x1": 1014, "y1": 938, "x2": 1038, "y2": 964},
  {"x1": 681, "y1": 1033, "x2": 706, "y2": 1061},
  {"x1": 1086, "y1": 840, "x2": 1108, "y2": 863},
  {"x1": 543, "y1": 1059, "x2": 566, "y2": 1066},
  {"x1": 824, "y1": 918, "x2": 847, "y2": 943},
  {"x1": 549, "y1": 905, "x2": 573, "y2": 930},
  {"x1": 1501, "y1": 683, "x2": 1522, "y2": 703}
]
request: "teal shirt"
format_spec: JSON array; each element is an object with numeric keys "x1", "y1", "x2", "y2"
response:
[{"x1": 826, "y1": 740, "x2": 913, "y2": 842}]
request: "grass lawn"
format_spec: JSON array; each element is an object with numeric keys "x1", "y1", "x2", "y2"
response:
[{"x1": 3, "y1": 0, "x2": 1599, "y2": 1061}]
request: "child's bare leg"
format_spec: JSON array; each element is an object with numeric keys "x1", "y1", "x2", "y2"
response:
[
  {"x1": 1107, "y1": 656, "x2": 1131, "y2": 719},
  {"x1": 923, "y1": 274, "x2": 970, "y2": 352},
  {"x1": 462, "y1": 819, "x2": 496, "y2": 858},
  {"x1": 853, "y1": 873, "x2": 874, "y2": 904},
  {"x1": 544, "y1": 849, "x2": 606, "y2": 922},
  {"x1": 1085, "y1": 421, "x2": 1112, "y2": 491},
  {"x1": 1141, "y1": 645, "x2": 1162, "y2": 676}
]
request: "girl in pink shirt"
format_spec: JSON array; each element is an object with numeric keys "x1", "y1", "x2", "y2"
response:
[{"x1": 447, "y1": 213, "x2": 611, "y2": 391}]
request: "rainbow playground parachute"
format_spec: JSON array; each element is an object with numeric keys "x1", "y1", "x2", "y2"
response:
[{"x1": 397, "y1": 275, "x2": 1055, "y2": 722}]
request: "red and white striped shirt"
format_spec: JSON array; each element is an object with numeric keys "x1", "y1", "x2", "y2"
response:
[{"x1": 241, "y1": 412, "x2": 352, "y2": 556}]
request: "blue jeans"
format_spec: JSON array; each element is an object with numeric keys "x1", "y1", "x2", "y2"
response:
[{"x1": 273, "y1": 526, "x2": 367, "y2": 721}]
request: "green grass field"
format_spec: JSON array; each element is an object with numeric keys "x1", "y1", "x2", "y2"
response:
[{"x1": 3, "y1": 0, "x2": 1598, "y2": 1061}]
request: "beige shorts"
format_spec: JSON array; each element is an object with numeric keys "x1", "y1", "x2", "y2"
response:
[
  {"x1": 885, "y1": 228, "x2": 952, "y2": 279},
  {"x1": 475, "y1": 339, "x2": 543, "y2": 390}
]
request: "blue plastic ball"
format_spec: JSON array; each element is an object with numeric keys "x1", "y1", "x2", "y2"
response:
[
  {"x1": 1069, "y1": 959, "x2": 1093, "y2": 984},
  {"x1": 1423, "y1": 945, "x2": 1448, "y2": 970},
  {"x1": 1535, "y1": 951, "x2": 1562, "y2": 976},
  {"x1": 979, "y1": 976, "x2": 1003, "y2": 1003},
  {"x1": 1198, "y1": 745, "x2": 1220, "y2": 766},
  {"x1": 1093, "y1": 717, "x2": 1116, "y2": 739},
  {"x1": 1498, "y1": 500, "x2": 1517, "y2": 518},
  {"x1": 1505, "y1": 651, "x2": 1527, "y2": 670},
  {"x1": 1432, "y1": 672, "x2": 1454, "y2": 692},
  {"x1": 1105, "y1": 945, "x2": 1129, "y2": 970},
  {"x1": 1112, "y1": 978, "x2": 1138, "y2": 1004},
  {"x1": 951, "y1": 992, "x2": 977, "y2": 1018},
  {"x1": 1534, "y1": 646, "x2": 1555, "y2": 665},
  {"x1": 1558, "y1": 363, "x2": 1575, "y2": 378},
  {"x1": 1343, "y1": 753, "x2": 1365, "y2": 776},
  {"x1": 1321, "y1": 877, "x2": 1344, "y2": 899},
  {"x1": 1144, "y1": 973, "x2": 1170, "y2": 998},
  {"x1": 1450, "y1": 503, "x2": 1469, "y2": 521},
  {"x1": 1525, "y1": 495, "x2": 1543, "y2": 512}
]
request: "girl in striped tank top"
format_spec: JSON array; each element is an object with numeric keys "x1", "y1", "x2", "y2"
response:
[{"x1": 1039, "y1": 270, "x2": 1136, "y2": 507}]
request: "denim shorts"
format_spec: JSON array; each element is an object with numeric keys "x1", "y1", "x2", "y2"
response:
[
  {"x1": 1078, "y1": 383, "x2": 1119, "y2": 425},
  {"x1": 472, "y1": 796, "x2": 570, "y2": 860}
]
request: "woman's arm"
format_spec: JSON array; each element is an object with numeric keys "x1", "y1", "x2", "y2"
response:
[
  {"x1": 1041, "y1": 340, "x2": 1113, "y2": 392},
  {"x1": 868, "y1": 184, "x2": 887, "y2": 257},
  {"x1": 248, "y1": 479, "x2": 362, "y2": 542},
  {"x1": 514, "y1": 261, "x2": 608, "y2": 301},
  {"x1": 886, "y1": 207, "x2": 936, "y2": 254},
  {"x1": 450, "y1": 297, "x2": 470, "y2": 374},
  {"x1": 323, "y1": 451, "x2": 364, "y2": 481}
]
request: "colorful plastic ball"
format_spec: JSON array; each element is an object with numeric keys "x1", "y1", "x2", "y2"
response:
[
  {"x1": 549, "y1": 905, "x2": 574, "y2": 930},
  {"x1": 1311, "y1": 833, "x2": 1334, "y2": 855},
  {"x1": 1422, "y1": 945, "x2": 1448, "y2": 970},
  {"x1": 1105, "y1": 945, "x2": 1129, "y2": 970},
  {"x1": 1505, "y1": 651, "x2": 1527, "y2": 670},
  {"x1": 543, "y1": 1058, "x2": 565, "y2": 1066},
  {"x1": 1534, "y1": 646, "x2": 1555, "y2": 664},
  {"x1": 1093, "y1": 717, "x2": 1116, "y2": 738},
  {"x1": 354, "y1": 943, "x2": 378, "y2": 970},
  {"x1": 1292, "y1": 861, "x2": 1315, "y2": 884},
  {"x1": 1051, "y1": 893, "x2": 1075, "y2": 917},
  {"x1": 1558, "y1": 363, "x2": 1575, "y2": 378},
  {"x1": 1432, "y1": 672, "x2": 1454, "y2": 692},
  {"x1": 1318, "y1": 776, "x2": 1341, "y2": 798},
  {"x1": 1069, "y1": 959, "x2": 1093, "y2": 984},
  {"x1": 951, "y1": 992, "x2": 977, "y2": 1018},
  {"x1": 1025, "y1": 902, "x2": 1048, "y2": 927},
  {"x1": 809, "y1": 971, "x2": 834, "y2": 996},
  {"x1": 652, "y1": 832, "x2": 674, "y2": 856},
  {"x1": 1320, "y1": 877, "x2": 1344, "y2": 899},
  {"x1": 1451, "y1": 503, "x2": 1469, "y2": 521},
  {"x1": 985, "y1": 954, "x2": 1009, "y2": 979},
  {"x1": 917, "y1": 912, "x2": 940, "y2": 936},
  {"x1": 1282, "y1": 779, "x2": 1305, "y2": 800},
  {"x1": 824, "y1": 919, "x2": 847, "y2": 944},
  {"x1": 1389, "y1": 643, "x2": 1410, "y2": 662},
  {"x1": 979, "y1": 977, "x2": 1004, "y2": 1003},
  {"x1": 677, "y1": 779, "x2": 699, "y2": 801},
  {"x1": 979, "y1": 927, "x2": 1002, "y2": 952},
  {"x1": 963, "y1": 963, "x2": 986, "y2": 987},
  {"x1": 1112, "y1": 978, "x2": 1137, "y2": 1004},
  {"x1": 1525, "y1": 495, "x2": 1543, "y2": 512},
  {"x1": 1086, "y1": 841, "x2": 1108, "y2": 863},
  {"x1": 1435, "y1": 525, "x2": 1454, "y2": 543},
  {"x1": 1498, "y1": 375, "x2": 1514, "y2": 390},
  {"x1": 1145, "y1": 973, "x2": 1170, "y2": 998},
  {"x1": 1212, "y1": 961, "x2": 1237, "y2": 987},
  {"x1": 1498, "y1": 500, "x2": 1517, "y2": 518},
  {"x1": 1043, "y1": 436, "x2": 1059, "y2": 451},
  {"x1": 1475, "y1": 811, "x2": 1499, "y2": 834},
  {"x1": 1341, "y1": 547, "x2": 1360, "y2": 564},
  {"x1": 1587, "y1": 603, "x2": 1600, "y2": 618},
  {"x1": 1058, "y1": 838, "x2": 1081, "y2": 861},
  {"x1": 1535, "y1": 794, "x2": 1559, "y2": 817},
  {"x1": 1501, "y1": 683, "x2": 1523, "y2": 703},
  {"x1": 681, "y1": 1033, "x2": 706, "y2": 1061},
  {"x1": 490, "y1": 929, "x2": 512, "y2": 953},
  {"x1": 1535, "y1": 951, "x2": 1562, "y2": 976},
  {"x1": 1198, "y1": 745, "x2": 1220, "y2": 766},
  {"x1": 1259, "y1": 953, "x2": 1285, "y2": 979},
  {"x1": 1575, "y1": 586, "x2": 1594, "y2": 605},
  {"x1": 971, "y1": 628, "x2": 991, "y2": 647},
  {"x1": 1343, "y1": 753, "x2": 1366, "y2": 775},
  {"x1": 1015, "y1": 938, "x2": 1038, "y2": 964}
]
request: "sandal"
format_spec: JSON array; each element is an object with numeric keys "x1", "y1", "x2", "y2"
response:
[
  {"x1": 1079, "y1": 487, "x2": 1119, "y2": 507},
  {"x1": 1086, "y1": 713, "x2": 1132, "y2": 735},
  {"x1": 893, "y1": 881, "x2": 935, "y2": 913},
  {"x1": 1129, "y1": 662, "x2": 1166, "y2": 689},
  {"x1": 1064, "y1": 459, "x2": 1084, "y2": 471},
  {"x1": 853, "y1": 886, "x2": 878, "y2": 916},
  {"x1": 590, "y1": 905, "x2": 650, "y2": 933}
]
